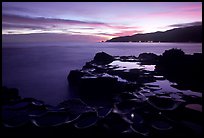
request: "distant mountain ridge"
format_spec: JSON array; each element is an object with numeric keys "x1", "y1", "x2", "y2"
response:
[{"x1": 106, "y1": 25, "x2": 202, "y2": 43}]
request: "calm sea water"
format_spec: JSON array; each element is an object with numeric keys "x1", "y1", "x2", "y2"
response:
[{"x1": 2, "y1": 42, "x2": 202, "y2": 105}]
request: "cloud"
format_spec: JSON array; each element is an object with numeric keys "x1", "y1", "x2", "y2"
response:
[
  {"x1": 2, "y1": 33, "x2": 106, "y2": 43},
  {"x1": 2, "y1": 23, "x2": 46, "y2": 30},
  {"x1": 168, "y1": 21, "x2": 202, "y2": 28},
  {"x1": 2, "y1": 13, "x2": 110, "y2": 28},
  {"x1": 2, "y1": 13, "x2": 142, "y2": 31},
  {"x1": 146, "y1": 3, "x2": 201, "y2": 21},
  {"x1": 2, "y1": 13, "x2": 142, "y2": 39},
  {"x1": 113, "y1": 30, "x2": 143, "y2": 36},
  {"x1": 170, "y1": 4, "x2": 202, "y2": 12},
  {"x1": 98, "y1": 30, "x2": 142, "y2": 37},
  {"x1": 2, "y1": 4, "x2": 34, "y2": 13}
]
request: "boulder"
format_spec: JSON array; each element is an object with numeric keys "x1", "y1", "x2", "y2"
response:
[
  {"x1": 147, "y1": 96, "x2": 180, "y2": 111},
  {"x1": 68, "y1": 70, "x2": 84, "y2": 85},
  {"x1": 93, "y1": 52, "x2": 114, "y2": 65},
  {"x1": 2, "y1": 87, "x2": 21, "y2": 104},
  {"x1": 74, "y1": 111, "x2": 98, "y2": 129},
  {"x1": 31, "y1": 111, "x2": 75, "y2": 127},
  {"x1": 79, "y1": 76, "x2": 118, "y2": 96},
  {"x1": 151, "y1": 120, "x2": 173, "y2": 131},
  {"x1": 138, "y1": 53, "x2": 158, "y2": 64}
]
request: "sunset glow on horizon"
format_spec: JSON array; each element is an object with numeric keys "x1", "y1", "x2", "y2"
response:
[{"x1": 2, "y1": 2, "x2": 202, "y2": 42}]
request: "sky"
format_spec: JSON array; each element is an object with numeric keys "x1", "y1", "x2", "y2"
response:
[{"x1": 2, "y1": 2, "x2": 202, "y2": 43}]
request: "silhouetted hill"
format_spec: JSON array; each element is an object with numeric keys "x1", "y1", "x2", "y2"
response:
[{"x1": 106, "y1": 25, "x2": 202, "y2": 43}]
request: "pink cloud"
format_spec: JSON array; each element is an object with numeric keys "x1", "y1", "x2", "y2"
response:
[
  {"x1": 146, "y1": 3, "x2": 201, "y2": 21},
  {"x1": 112, "y1": 30, "x2": 143, "y2": 36},
  {"x1": 170, "y1": 4, "x2": 201, "y2": 11},
  {"x1": 147, "y1": 9, "x2": 201, "y2": 21},
  {"x1": 97, "y1": 29, "x2": 143, "y2": 37},
  {"x1": 2, "y1": 13, "x2": 143, "y2": 39},
  {"x1": 2, "y1": 13, "x2": 141, "y2": 34},
  {"x1": 109, "y1": 25, "x2": 140, "y2": 30}
]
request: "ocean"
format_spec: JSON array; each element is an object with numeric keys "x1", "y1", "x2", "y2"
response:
[{"x1": 2, "y1": 42, "x2": 202, "y2": 105}]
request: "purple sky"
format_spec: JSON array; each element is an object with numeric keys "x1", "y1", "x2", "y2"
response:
[{"x1": 2, "y1": 2, "x2": 202, "y2": 42}]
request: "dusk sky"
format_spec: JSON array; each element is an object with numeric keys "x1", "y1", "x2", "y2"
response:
[{"x1": 2, "y1": 2, "x2": 202, "y2": 43}]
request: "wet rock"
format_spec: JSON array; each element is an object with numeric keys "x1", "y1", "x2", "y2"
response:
[
  {"x1": 130, "y1": 123, "x2": 150, "y2": 137},
  {"x1": 79, "y1": 76, "x2": 118, "y2": 97},
  {"x1": 169, "y1": 93, "x2": 182, "y2": 99},
  {"x1": 181, "y1": 120, "x2": 203, "y2": 137},
  {"x1": 107, "y1": 68, "x2": 155, "y2": 84},
  {"x1": 154, "y1": 75, "x2": 165, "y2": 80},
  {"x1": 178, "y1": 103, "x2": 202, "y2": 124},
  {"x1": 93, "y1": 52, "x2": 114, "y2": 65},
  {"x1": 2, "y1": 50, "x2": 202, "y2": 137},
  {"x1": 145, "y1": 84, "x2": 160, "y2": 88},
  {"x1": 169, "y1": 93, "x2": 185, "y2": 103},
  {"x1": 185, "y1": 104, "x2": 202, "y2": 112},
  {"x1": 120, "y1": 55, "x2": 137, "y2": 61},
  {"x1": 151, "y1": 120, "x2": 173, "y2": 131},
  {"x1": 139, "y1": 90, "x2": 156, "y2": 97},
  {"x1": 133, "y1": 92, "x2": 148, "y2": 102},
  {"x1": 122, "y1": 112, "x2": 144, "y2": 125},
  {"x1": 115, "y1": 82, "x2": 142, "y2": 92},
  {"x1": 58, "y1": 99, "x2": 94, "y2": 114},
  {"x1": 83, "y1": 63, "x2": 109, "y2": 73},
  {"x1": 114, "y1": 99, "x2": 144, "y2": 114},
  {"x1": 121, "y1": 128, "x2": 134, "y2": 135},
  {"x1": 83, "y1": 62, "x2": 95, "y2": 69},
  {"x1": 147, "y1": 96, "x2": 180, "y2": 111},
  {"x1": 3, "y1": 98, "x2": 47, "y2": 118},
  {"x1": 97, "y1": 106, "x2": 113, "y2": 118},
  {"x1": 68, "y1": 70, "x2": 84, "y2": 85},
  {"x1": 156, "y1": 49, "x2": 203, "y2": 92},
  {"x1": 31, "y1": 99, "x2": 45, "y2": 107},
  {"x1": 182, "y1": 92, "x2": 202, "y2": 101},
  {"x1": 2, "y1": 109, "x2": 30, "y2": 127},
  {"x1": 100, "y1": 113, "x2": 129, "y2": 133},
  {"x1": 122, "y1": 69, "x2": 140, "y2": 81},
  {"x1": 138, "y1": 75, "x2": 156, "y2": 83},
  {"x1": 144, "y1": 86, "x2": 162, "y2": 92},
  {"x1": 74, "y1": 111, "x2": 98, "y2": 129},
  {"x1": 116, "y1": 92, "x2": 136, "y2": 102},
  {"x1": 28, "y1": 106, "x2": 47, "y2": 117},
  {"x1": 31, "y1": 111, "x2": 78, "y2": 127},
  {"x1": 3, "y1": 100, "x2": 30, "y2": 110},
  {"x1": 2, "y1": 87, "x2": 21, "y2": 104},
  {"x1": 138, "y1": 53, "x2": 158, "y2": 64}
]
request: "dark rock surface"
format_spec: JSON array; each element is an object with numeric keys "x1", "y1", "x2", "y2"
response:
[
  {"x1": 156, "y1": 48, "x2": 203, "y2": 92},
  {"x1": 138, "y1": 53, "x2": 158, "y2": 64},
  {"x1": 1, "y1": 49, "x2": 202, "y2": 137},
  {"x1": 93, "y1": 51, "x2": 114, "y2": 65}
]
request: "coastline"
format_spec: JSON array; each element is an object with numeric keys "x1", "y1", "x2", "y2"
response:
[{"x1": 2, "y1": 49, "x2": 202, "y2": 137}]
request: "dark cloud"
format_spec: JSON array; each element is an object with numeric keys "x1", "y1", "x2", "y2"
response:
[
  {"x1": 2, "y1": 13, "x2": 110, "y2": 29},
  {"x1": 168, "y1": 21, "x2": 202, "y2": 28},
  {"x1": 2, "y1": 13, "x2": 141, "y2": 34},
  {"x1": 2, "y1": 5, "x2": 34, "y2": 13},
  {"x1": 2, "y1": 23, "x2": 46, "y2": 30}
]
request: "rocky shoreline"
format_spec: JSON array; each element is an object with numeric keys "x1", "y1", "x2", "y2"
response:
[{"x1": 1, "y1": 49, "x2": 202, "y2": 137}]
